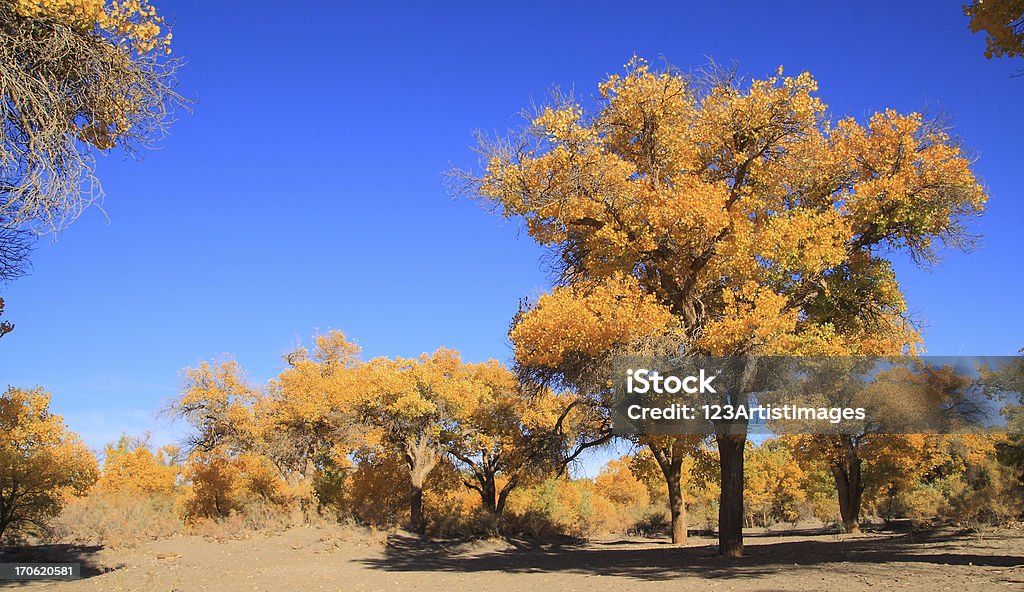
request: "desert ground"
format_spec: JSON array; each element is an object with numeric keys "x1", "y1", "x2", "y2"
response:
[{"x1": 2, "y1": 525, "x2": 1022, "y2": 591}]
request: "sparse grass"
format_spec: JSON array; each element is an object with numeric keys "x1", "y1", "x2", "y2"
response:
[{"x1": 52, "y1": 492, "x2": 182, "y2": 548}]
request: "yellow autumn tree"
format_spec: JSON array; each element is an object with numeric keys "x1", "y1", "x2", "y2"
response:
[
  {"x1": 786, "y1": 363, "x2": 981, "y2": 532},
  {"x1": 263, "y1": 331, "x2": 369, "y2": 487},
  {"x1": 344, "y1": 447, "x2": 409, "y2": 526},
  {"x1": 95, "y1": 434, "x2": 178, "y2": 495},
  {"x1": 170, "y1": 359, "x2": 262, "y2": 456},
  {"x1": 0, "y1": 386, "x2": 98, "y2": 541},
  {"x1": 359, "y1": 348, "x2": 492, "y2": 533},
  {"x1": 461, "y1": 57, "x2": 987, "y2": 555},
  {"x1": 744, "y1": 439, "x2": 805, "y2": 526},
  {"x1": 179, "y1": 450, "x2": 289, "y2": 520},
  {"x1": 595, "y1": 456, "x2": 650, "y2": 508},
  {"x1": 635, "y1": 436, "x2": 705, "y2": 545},
  {"x1": 170, "y1": 359, "x2": 300, "y2": 519},
  {"x1": 628, "y1": 442, "x2": 719, "y2": 536},
  {"x1": 441, "y1": 360, "x2": 574, "y2": 516}
]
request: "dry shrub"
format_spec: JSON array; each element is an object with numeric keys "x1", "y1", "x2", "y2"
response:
[
  {"x1": 504, "y1": 477, "x2": 626, "y2": 538},
  {"x1": 53, "y1": 492, "x2": 181, "y2": 548},
  {"x1": 496, "y1": 509, "x2": 567, "y2": 539}
]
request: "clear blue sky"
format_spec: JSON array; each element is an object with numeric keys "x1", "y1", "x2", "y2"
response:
[{"x1": 1, "y1": 1, "x2": 1021, "y2": 463}]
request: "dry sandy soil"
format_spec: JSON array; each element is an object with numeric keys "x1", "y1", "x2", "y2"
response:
[{"x1": 2, "y1": 525, "x2": 1022, "y2": 591}]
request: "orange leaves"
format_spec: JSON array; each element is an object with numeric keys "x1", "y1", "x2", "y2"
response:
[
  {"x1": 96, "y1": 438, "x2": 177, "y2": 495},
  {"x1": 834, "y1": 110, "x2": 986, "y2": 262},
  {"x1": 269, "y1": 331, "x2": 366, "y2": 442},
  {"x1": 759, "y1": 208, "x2": 851, "y2": 276},
  {"x1": 698, "y1": 283, "x2": 798, "y2": 355},
  {"x1": 744, "y1": 441, "x2": 806, "y2": 524},
  {"x1": 473, "y1": 59, "x2": 987, "y2": 364},
  {"x1": 0, "y1": 387, "x2": 97, "y2": 489},
  {"x1": 964, "y1": 1, "x2": 1024, "y2": 59},
  {"x1": 0, "y1": 386, "x2": 98, "y2": 539},
  {"x1": 595, "y1": 457, "x2": 650, "y2": 508},
  {"x1": 14, "y1": 0, "x2": 172, "y2": 54},
  {"x1": 510, "y1": 274, "x2": 676, "y2": 368}
]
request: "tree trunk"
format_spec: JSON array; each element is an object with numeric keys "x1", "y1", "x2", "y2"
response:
[
  {"x1": 650, "y1": 440, "x2": 688, "y2": 545},
  {"x1": 831, "y1": 437, "x2": 863, "y2": 534},
  {"x1": 480, "y1": 474, "x2": 497, "y2": 513},
  {"x1": 409, "y1": 483, "x2": 425, "y2": 534},
  {"x1": 666, "y1": 463, "x2": 687, "y2": 545},
  {"x1": 496, "y1": 478, "x2": 516, "y2": 516},
  {"x1": 717, "y1": 433, "x2": 746, "y2": 557},
  {"x1": 405, "y1": 434, "x2": 437, "y2": 535}
]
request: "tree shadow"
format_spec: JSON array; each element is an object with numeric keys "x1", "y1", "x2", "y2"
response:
[
  {"x1": 0, "y1": 544, "x2": 119, "y2": 581},
  {"x1": 358, "y1": 529, "x2": 1024, "y2": 583}
]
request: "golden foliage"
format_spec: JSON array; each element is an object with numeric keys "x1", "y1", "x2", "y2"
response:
[
  {"x1": 14, "y1": 0, "x2": 171, "y2": 53},
  {"x1": 472, "y1": 57, "x2": 985, "y2": 368},
  {"x1": 0, "y1": 386, "x2": 98, "y2": 541},
  {"x1": 180, "y1": 451, "x2": 290, "y2": 520},
  {"x1": 595, "y1": 457, "x2": 650, "y2": 508},
  {"x1": 95, "y1": 436, "x2": 178, "y2": 495},
  {"x1": 511, "y1": 274, "x2": 675, "y2": 367},
  {"x1": 744, "y1": 440, "x2": 806, "y2": 525},
  {"x1": 964, "y1": 0, "x2": 1024, "y2": 59}
]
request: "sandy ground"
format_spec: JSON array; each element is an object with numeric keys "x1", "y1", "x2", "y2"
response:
[{"x1": 2, "y1": 526, "x2": 1022, "y2": 591}]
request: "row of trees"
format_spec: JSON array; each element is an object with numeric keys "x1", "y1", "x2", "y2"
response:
[
  {"x1": 167, "y1": 333, "x2": 590, "y2": 534},
  {"x1": 2, "y1": 0, "x2": 1022, "y2": 556},
  {"x1": 2, "y1": 373, "x2": 1021, "y2": 545}
]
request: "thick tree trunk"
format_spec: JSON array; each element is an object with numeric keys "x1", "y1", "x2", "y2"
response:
[
  {"x1": 409, "y1": 483, "x2": 425, "y2": 533},
  {"x1": 474, "y1": 473, "x2": 518, "y2": 516},
  {"x1": 480, "y1": 474, "x2": 497, "y2": 513},
  {"x1": 831, "y1": 438, "x2": 863, "y2": 533},
  {"x1": 405, "y1": 434, "x2": 437, "y2": 535},
  {"x1": 717, "y1": 433, "x2": 746, "y2": 557}
]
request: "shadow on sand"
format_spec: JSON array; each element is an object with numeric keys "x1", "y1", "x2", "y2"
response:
[
  {"x1": 358, "y1": 528, "x2": 1024, "y2": 583},
  {"x1": 0, "y1": 543, "x2": 117, "y2": 583}
]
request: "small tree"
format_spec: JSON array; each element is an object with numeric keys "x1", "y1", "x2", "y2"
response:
[
  {"x1": 787, "y1": 363, "x2": 980, "y2": 532},
  {"x1": 440, "y1": 360, "x2": 568, "y2": 515},
  {"x1": 360, "y1": 349, "x2": 461, "y2": 534},
  {"x1": 0, "y1": 386, "x2": 97, "y2": 541},
  {"x1": 744, "y1": 440, "x2": 805, "y2": 527},
  {"x1": 265, "y1": 331, "x2": 369, "y2": 481},
  {"x1": 95, "y1": 434, "x2": 178, "y2": 495},
  {"x1": 639, "y1": 435, "x2": 707, "y2": 545}
]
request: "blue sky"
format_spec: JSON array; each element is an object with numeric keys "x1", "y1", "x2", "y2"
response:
[{"x1": 1, "y1": 1, "x2": 1022, "y2": 467}]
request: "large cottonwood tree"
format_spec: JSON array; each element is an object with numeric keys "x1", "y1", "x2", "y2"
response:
[{"x1": 462, "y1": 58, "x2": 987, "y2": 556}]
